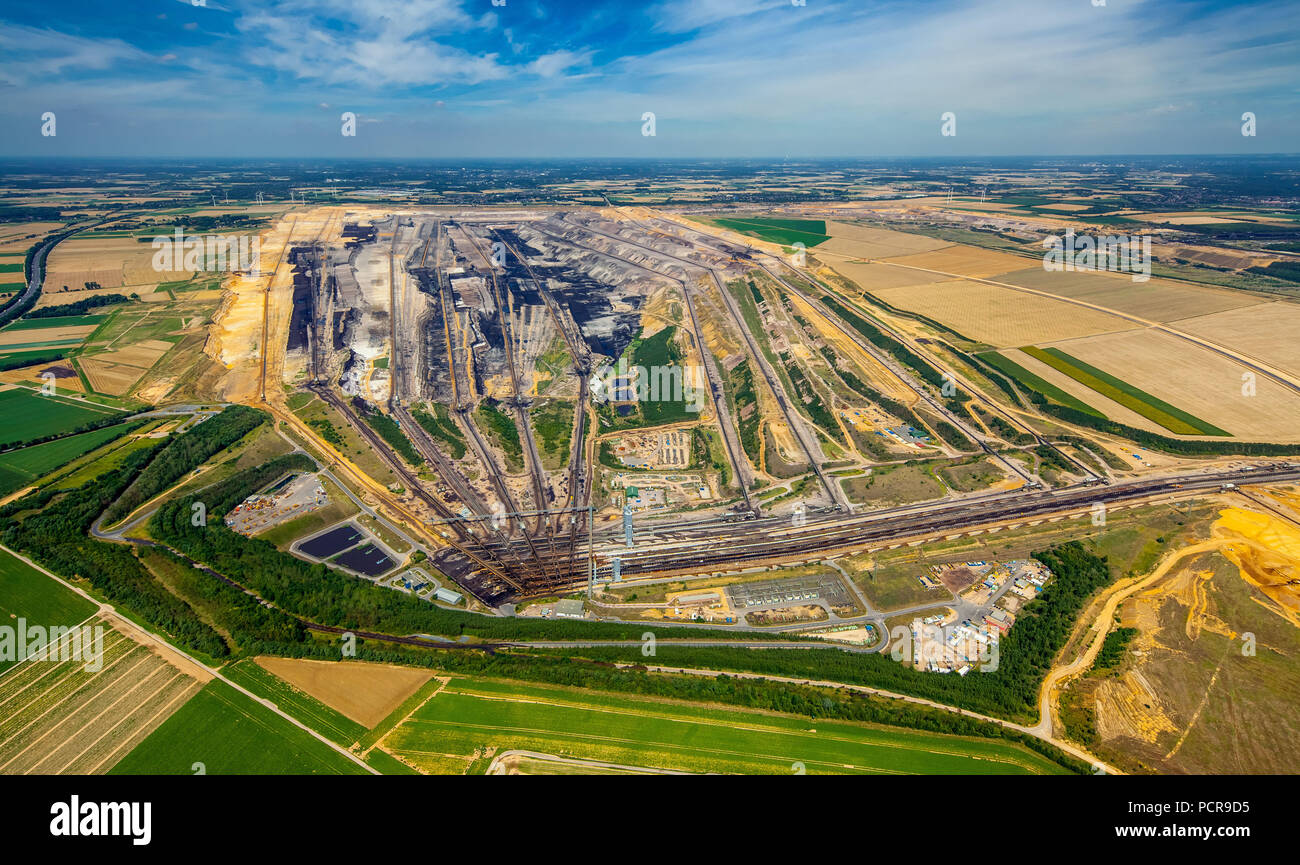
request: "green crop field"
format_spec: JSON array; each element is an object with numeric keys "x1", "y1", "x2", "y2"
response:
[
  {"x1": 0, "y1": 422, "x2": 134, "y2": 496},
  {"x1": 1020, "y1": 346, "x2": 1229, "y2": 436},
  {"x1": 110, "y1": 680, "x2": 370, "y2": 775},
  {"x1": 221, "y1": 659, "x2": 366, "y2": 747},
  {"x1": 379, "y1": 677, "x2": 1069, "y2": 775},
  {"x1": 0, "y1": 387, "x2": 122, "y2": 446},
  {"x1": 976, "y1": 350, "x2": 1102, "y2": 416},
  {"x1": 0, "y1": 549, "x2": 97, "y2": 673},
  {"x1": 0, "y1": 349, "x2": 68, "y2": 370},
  {"x1": 711, "y1": 217, "x2": 830, "y2": 248},
  {"x1": 2, "y1": 315, "x2": 107, "y2": 331},
  {"x1": 0, "y1": 548, "x2": 95, "y2": 625},
  {"x1": 44, "y1": 428, "x2": 158, "y2": 492}
]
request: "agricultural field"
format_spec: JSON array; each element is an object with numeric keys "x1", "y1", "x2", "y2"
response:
[
  {"x1": 1171, "y1": 300, "x2": 1300, "y2": 380},
  {"x1": 110, "y1": 680, "x2": 369, "y2": 775},
  {"x1": 977, "y1": 349, "x2": 1104, "y2": 416},
  {"x1": 996, "y1": 267, "x2": 1268, "y2": 323},
  {"x1": 248, "y1": 656, "x2": 433, "y2": 729},
  {"x1": 36, "y1": 423, "x2": 164, "y2": 493},
  {"x1": 1041, "y1": 329, "x2": 1300, "y2": 442},
  {"x1": 883, "y1": 245, "x2": 1034, "y2": 279},
  {"x1": 80, "y1": 339, "x2": 174, "y2": 396},
  {"x1": 0, "y1": 322, "x2": 98, "y2": 360},
  {"x1": 0, "y1": 386, "x2": 123, "y2": 446},
  {"x1": 41, "y1": 234, "x2": 185, "y2": 304},
  {"x1": 828, "y1": 259, "x2": 951, "y2": 293},
  {"x1": 818, "y1": 221, "x2": 951, "y2": 259},
  {"x1": 0, "y1": 421, "x2": 137, "y2": 496},
  {"x1": 1019, "y1": 346, "x2": 1228, "y2": 436},
  {"x1": 711, "y1": 216, "x2": 830, "y2": 247},
  {"x1": 0, "y1": 549, "x2": 97, "y2": 668},
  {"x1": 220, "y1": 659, "x2": 367, "y2": 746},
  {"x1": 375, "y1": 676, "x2": 1070, "y2": 775},
  {"x1": 0, "y1": 618, "x2": 206, "y2": 774},
  {"x1": 871, "y1": 278, "x2": 1137, "y2": 347},
  {"x1": 2, "y1": 314, "x2": 109, "y2": 330},
  {"x1": 0, "y1": 222, "x2": 63, "y2": 255}
]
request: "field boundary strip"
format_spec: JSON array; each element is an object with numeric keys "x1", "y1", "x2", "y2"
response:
[{"x1": 1019, "y1": 345, "x2": 1230, "y2": 436}]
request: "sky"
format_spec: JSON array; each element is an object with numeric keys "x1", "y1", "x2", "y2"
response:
[{"x1": 0, "y1": 0, "x2": 1296, "y2": 158}]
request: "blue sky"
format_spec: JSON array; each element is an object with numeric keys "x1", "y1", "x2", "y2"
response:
[{"x1": 0, "y1": 0, "x2": 1296, "y2": 157}]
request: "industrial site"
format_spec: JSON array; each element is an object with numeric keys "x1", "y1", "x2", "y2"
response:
[
  {"x1": 4, "y1": 164, "x2": 1300, "y2": 785},
  {"x1": 2, "y1": 0, "x2": 1297, "y2": 798}
]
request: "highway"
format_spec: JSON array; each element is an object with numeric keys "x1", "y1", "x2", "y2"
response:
[{"x1": 0, "y1": 211, "x2": 134, "y2": 327}]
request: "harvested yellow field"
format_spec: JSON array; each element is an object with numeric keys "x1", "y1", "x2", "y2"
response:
[
  {"x1": 1044, "y1": 328, "x2": 1300, "y2": 441},
  {"x1": 0, "y1": 324, "x2": 96, "y2": 346},
  {"x1": 828, "y1": 259, "x2": 950, "y2": 292},
  {"x1": 80, "y1": 357, "x2": 145, "y2": 395},
  {"x1": 0, "y1": 616, "x2": 206, "y2": 775},
  {"x1": 1140, "y1": 211, "x2": 1262, "y2": 225},
  {"x1": 99, "y1": 340, "x2": 171, "y2": 368},
  {"x1": 44, "y1": 236, "x2": 185, "y2": 295},
  {"x1": 1152, "y1": 243, "x2": 1275, "y2": 270},
  {"x1": 0, "y1": 222, "x2": 63, "y2": 253},
  {"x1": 819, "y1": 221, "x2": 951, "y2": 259},
  {"x1": 873, "y1": 279, "x2": 1137, "y2": 346},
  {"x1": 253, "y1": 657, "x2": 433, "y2": 728},
  {"x1": 994, "y1": 267, "x2": 1266, "y2": 323},
  {"x1": 881, "y1": 245, "x2": 1036, "y2": 278},
  {"x1": 1171, "y1": 301, "x2": 1300, "y2": 380}
]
